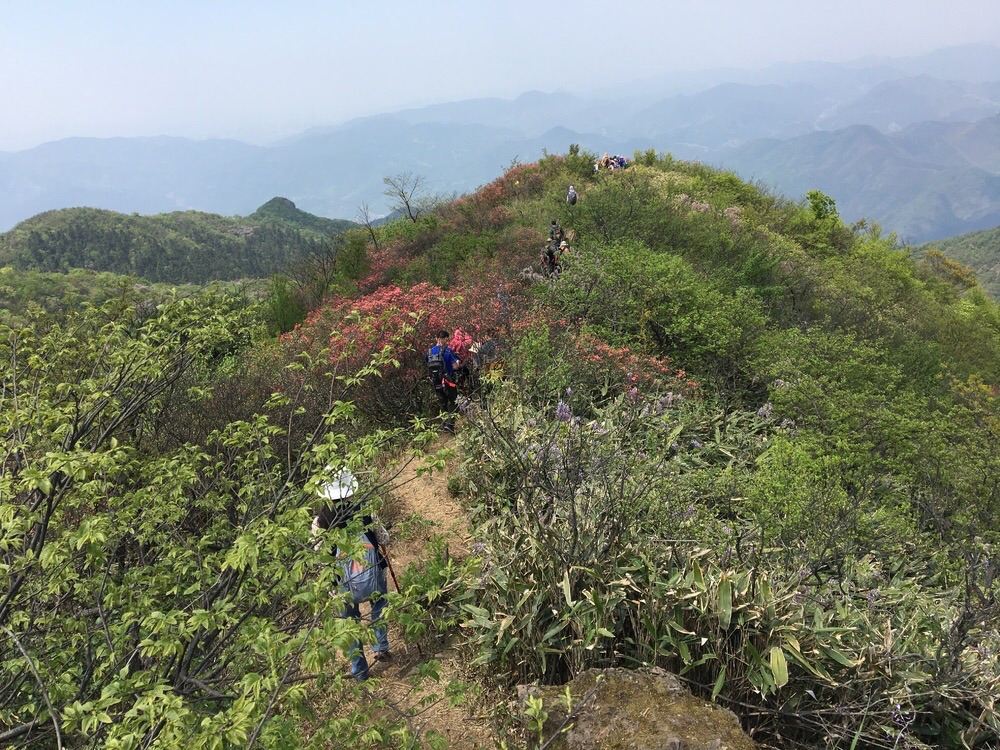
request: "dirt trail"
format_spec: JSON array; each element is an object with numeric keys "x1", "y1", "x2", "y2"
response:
[
  {"x1": 387, "y1": 443, "x2": 472, "y2": 573},
  {"x1": 365, "y1": 439, "x2": 495, "y2": 749}
]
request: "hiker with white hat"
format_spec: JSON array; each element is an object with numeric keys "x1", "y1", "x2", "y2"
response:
[{"x1": 312, "y1": 467, "x2": 391, "y2": 681}]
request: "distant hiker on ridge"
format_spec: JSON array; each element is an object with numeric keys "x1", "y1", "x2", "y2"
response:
[
  {"x1": 544, "y1": 243, "x2": 560, "y2": 278},
  {"x1": 549, "y1": 219, "x2": 564, "y2": 244},
  {"x1": 566, "y1": 185, "x2": 577, "y2": 205}
]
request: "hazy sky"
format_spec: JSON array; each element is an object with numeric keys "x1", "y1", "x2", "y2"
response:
[{"x1": 2, "y1": 0, "x2": 998, "y2": 151}]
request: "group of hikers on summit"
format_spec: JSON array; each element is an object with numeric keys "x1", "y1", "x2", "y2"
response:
[{"x1": 595, "y1": 152, "x2": 629, "y2": 171}]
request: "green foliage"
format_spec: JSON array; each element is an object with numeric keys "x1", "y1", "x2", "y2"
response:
[
  {"x1": 393, "y1": 537, "x2": 474, "y2": 643},
  {"x1": 459, "y1": 391, "x2": 764, "y2": 681},
  {"x1": 539, "y1": 146, "x2": 598, "y2": 184},
  {"x1": 0, "y1": 267, "x2": 198, "y2": 325},
  {"x1": 914, "y1": 225, "x2": 1000, "y2": 299},
  {"x1": 460, "y1": 388, "x2": 1000, "y2": 748},
  {"x1": 782, "y1": 190, "x2": 854, "y2": 256},
  {"x1": 265, "y1": 275, "x2": 307, "y2": 335},
  {"x1": 632, "y1": 148, "x2": 661, "y2": 167},
  {"x1": 0, "y1": 293, "x2": 437, "y2": 747},
  {"x1": 572, "y1": 167, "x2": 684, "y2": 248},
  {"x1": 262, "y1": 228, "x2": 373, "y2": 334},
  {"x1": 544, "y1": 239, "x2": 768, "y2": 399},
  {"x1": 401, "y1": 231, "x2": 500, "y2": 288},
  {"x1": 6, "y1": 148, "x2": 1000, "y2": 748}
]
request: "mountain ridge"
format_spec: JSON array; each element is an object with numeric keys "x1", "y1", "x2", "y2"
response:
[
  {"x1": 3, "y1": 45, "x2": 999, "y2": 241},
  {"x1": 0, "y1": 198, "x2": 359, "y2": 284}
]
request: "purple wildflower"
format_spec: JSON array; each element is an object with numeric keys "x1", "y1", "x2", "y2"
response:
[{"x1": 555, "y1": 400, "x2": 572, "y2": 422}]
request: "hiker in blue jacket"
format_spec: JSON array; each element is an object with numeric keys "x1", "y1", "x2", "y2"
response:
[
  {"x1": 425, "y1": 330, "x2": 461, "y2": 431},
  {"x1": 312, "y1": 468, "x2": 390, "y2": 681}
]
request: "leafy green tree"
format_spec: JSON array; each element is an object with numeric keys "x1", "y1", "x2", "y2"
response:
[{"x1": 0, "y1": 293, "x2": 427, "y2": 748}]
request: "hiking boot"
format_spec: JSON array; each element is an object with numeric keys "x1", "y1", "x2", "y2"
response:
[{"x1": 372, "y1": 650, "x2": 393, "y2": 664}]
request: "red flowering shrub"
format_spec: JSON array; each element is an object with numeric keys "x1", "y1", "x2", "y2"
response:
[
  {"x1": 438, "y1": 163, "x2": 542, "y2": 236},
  {"x1": 510, "y1": 311, "x2": 699, "y2": 410},
  {"x1": 281, "y1": 277, "x2": 527, "y2": 424},
  {"x1": 570, "y1": 332, "x2": 699, "y2": 395},
  {"x1": 356, "y1": 162, "x2": 548, "y2": 292},
  {"x1": 492, "y1": 162, "x2": 546, "y2": 200},
  {"x1": 358, "y1": 244, "x2": 410, "y2": 292}
]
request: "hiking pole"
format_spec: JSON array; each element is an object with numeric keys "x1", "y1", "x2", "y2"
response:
[{"x1": 380, "y1": 545, "x2": 400, "y2": 592}]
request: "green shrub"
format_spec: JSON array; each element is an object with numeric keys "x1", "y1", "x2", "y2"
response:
[{"x1": 459, "y1": 392, "x2": 1000, "y2": 748}]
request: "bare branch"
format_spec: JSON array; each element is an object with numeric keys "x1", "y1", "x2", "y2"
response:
[{"x1": 2, "y1": 625, "x2": 63, "y2": 749}]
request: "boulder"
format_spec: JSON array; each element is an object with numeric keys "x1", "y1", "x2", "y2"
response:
[{"x1": 518, "y1": 667, "x2": 755, "y2": 750}]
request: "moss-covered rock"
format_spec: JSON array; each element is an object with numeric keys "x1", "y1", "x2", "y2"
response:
[{"x1": 519, "y1": 667, "x2": 755, "y2": 750}]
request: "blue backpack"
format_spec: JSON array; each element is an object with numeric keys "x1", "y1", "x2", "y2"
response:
[{"x1": 339, "y1": 532, "x2": 383, "y2": 603}]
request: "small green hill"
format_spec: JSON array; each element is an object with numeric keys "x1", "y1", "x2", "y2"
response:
[
  {"x1": 915, "y1": 223, "x2": 1000, "y2": 297},
  {"x1": 0, "y1": 200, "x2": 359, "y2": 284},
  {"x1": 249, "y1": 197, "x2": 358, "y2": 235}
]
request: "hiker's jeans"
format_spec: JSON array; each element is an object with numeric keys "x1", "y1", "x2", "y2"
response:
[{"x1": 342, "y1": 571, "x2": 389, "y2": 681}]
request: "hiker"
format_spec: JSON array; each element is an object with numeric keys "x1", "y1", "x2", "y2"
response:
[
  {"x1": 426, "y1": 329, "x2": 461, "y2": 431},
  {"x1": 544, "y1": 243, "x2": 560, "y2": 277},
  {"x1": 566, "y1": 185, "x2": 577, "y2": 205},
  {"x1": 549, "y1": 219, "x2": 564, "y2": 244},
  {"x1": 475, "y1": 330, "x2": 504, "y2": 375},
  {"x1": 450, "y1": 328, "x2": 475, "y2": 392},
  {"x1": 312, "y1": 467, "x2": 390, "y2": 681},
  {"x1": 559, "y1": 239, "x2": 574, "y2": 258}
]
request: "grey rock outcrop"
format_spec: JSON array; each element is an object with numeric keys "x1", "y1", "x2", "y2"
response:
[{"x1": 518, "y1": 667, "x2": 754, "y2": 750}]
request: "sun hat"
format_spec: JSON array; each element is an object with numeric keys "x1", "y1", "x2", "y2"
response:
[{"x1": 320, "y1": 467, "x2": 358, "y2": 501}]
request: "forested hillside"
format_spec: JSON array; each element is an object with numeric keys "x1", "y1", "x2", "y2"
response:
[
  {"x1": 3, "y1": 151, "x2": 999, "y2": 749},
  {"x1": 0, "y1": 199, "x2": 359, "y2": 284},
  {"x1": 249, "y1": 196, "x2": 358, "y2": 235},
  {"x1": 916, "y1": 223, "x2": 1000, "y2": 297}
]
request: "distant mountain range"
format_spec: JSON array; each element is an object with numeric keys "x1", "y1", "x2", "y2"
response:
[
  {"x1": 719, "y1": 115, "x2": 1000, "y2": 242},
  {"x1": 2, "y1": 44, "x2": 999, "y2": 243}
]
